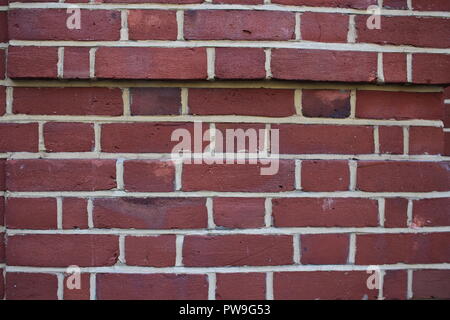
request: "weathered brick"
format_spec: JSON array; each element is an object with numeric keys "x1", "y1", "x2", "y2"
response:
[
  {"x1": 124, "y1": 160, "x2": 175, "y2": 192},
  {"x1": 63, "y1": 47, "x2": 90, "y2": 79},
  {"x1": 409, "y1": 127, "x2": 444, "y2": 155},
  {"x1": 215, "y1": 48, "x2": 266, "y2": 80},
  {"x1": 130, "y1": 88, "x2": 181, "y2": 115},
  {"x1": 301, "y1": 12, "x2": 348, "y2": 43},
  {"x1": 93, "y1": 197, "x2": 207, "y2": 229},
  {"x1": 128, "y1": 10, "x2": 177, "y2": 40},
  {"x1": 413, "y1": 270, "x2": 450, "y2": 300},
  {"x1": 64, "y1": 273, "x2": 90, "y2": 300},
  {"x1": 413, "y1": 198, "x2": 450, "y2": 227},
  {"x1": 62, "y1": 198, "x2": 89, "y2": 230},
  {"x1": 8, "y1": 46, "x2": 58, "y2": 78},
  {"x1": 383, "y1": 53, "x2": 407, "y2": 83},
  {"x1": 383, "y1": 270, "x2": 407, "y2": 300},
  {"x1": 302, "y1": 89, "x2": 351, "y2": 118},
  {"x1": 384, "y1": 198, "x2": 408, "y2": 228},
  {"x1": 413, "y1": 54, "x2": 450, "y2": 84},
  {"x1": 6, "y1": 273, "x2": 57, "y2": 300},
  {"x1": 379, "y1": 126, "x2": 403, "y2": 154}
]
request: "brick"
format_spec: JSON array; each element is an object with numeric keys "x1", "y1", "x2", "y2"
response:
[
  {"x1": 93, "y1": 197, "x2": 207, "y2": 229},
  {"x1": 13, "y1": 87, "x2": 123, "y2": 116},
  {"x1": 101, "y1": 122, "x2": 198, "y2": 153},
  {"x1": 445, "y1": 106, "x2": 450, "y2": 128},
  {"x1": 383, "y1": 0, "x2": 408, "y2": 9},
  {"x1": 128, "y1": 10, "x2": 177, "y2": 40},
  {"x1": 301, "y1": 234, "x2": 349, "y2": 265},
  {"x1": 125, "y1": 235, "x2": 176, "y2": 267},
  {"x1": 183, "y1": 235, "x2": 293, "y2": 267},
  {"x1": 6, "y1": 273, "x2": 57, "y2": 300},
  {"x1": 356, "y1": 16, "x2": 450, "y2": 48},
  {"x1": 413, "y1": 0, "x2": 450, "y2": 11},
  {"x1": 272, "y1": 198, "x2": 379, "y2": 227},
  {"x1": 383, "y1": 53, "x2": 407, "y2": 83},
  {"x1": 130, "y1": 88, "x2": 181, "y2": 115},
  {"x1": 301, "y1": 12, "x2": 348, "y2": 43},
  {"x1": 272, "y1": 49, "x2": 377, "y2": 82},
  {"x1": 62, "y1": 198, "x2": 88, "y2": 230},
  {"x1": 213, "y1": 0, "x2": 263, "y2": 3},
  {"x1": 379, "y1": 126, "x2": 403, "y2": 154},
  {"x1": 357, "y1": 161, "x2": 450, "y2": 192},
  {"x1": 409, "y1": 127, "x2": 444, "y2": 155},
  {"x1": 356, "y1": 91, "x2": 443, "y2": 120},
  {"x1": 213, "y1": 198, "x2": 265, "y2": 229},
  {"x1": 0, "y1": 12, "x2": 7, "y2": 43},
  {"x1": 6, "y1": 159, "x2": 117, "y2": 191},
  {"x1": 302, "y1": 89, "x2": 351, "y2": 118},
  {"x1": 0, "y1": 159, "x2": 4, "y2": 191},
  {"x1": 6, "y1": 198, "x2": 57, "y2": 230},
  {"x1": 97, "y1": 274, "x2": 208, "y2": 300},
  {"x1": 9, "y1": 9, "x2": 121, "y2": 41},
  {"x1": 445, "y1": 132, "x2": 450, "y2": 156},
  {"x1": 64, "y1": 273, "x2": 90, "y2": 300},
  {"x1": 413, "y1": 198, "x2": 450, "y2": 227},
  {"x1": 383, "y1": 270, "x2": 407, "y2": 300},
  {"x1": 214, "y1": 123, "x2": 266, "y2": 153},
  {"x1": 384, "y1": 198, "x2": 408, "y2": 228},
  {"x1": 103, "y1": 0, "x2": 203, "y2": 3},
  {"x1": 301, "y1": 160, "x2": 350, "y2": 191},
  {"x1": 8, "y1": 46, "x2": 57, "y2": 78},
  {"x1": 275, "y1": 124, "x2": 373, "y2": 154},
  {"x1": 0, "y1": 198, "x2": 4, "y2": 226},
  {"x1": 95, "y1": 47, "x2": 207, "y2": 79},
  {"x1": 216, "y1": 273, "x2": 266, "y2": 300},
  {"x1": 188, "y1": 88, "x2": 295, "y2": 117},
  {"x1": 0, "y1": 123, "x2": 39, "y2": 152},
  {"x1": 44, "y1": 122, "x2": 95, "y2": 152},
  {"x1": 124, "y1": 160, "x2": 175, "y2": 192},
  {"x1": 274, "y1": 271, "x2": 378, "y2": 300},
  {"x1": 0, "y1": 270, "x2": 3, "y2": 299},
  {"x1": 63, "y1": 47, "x2": 90, "y2": 79},
  {"x1": 215, "y1": 48, "x2": 266, "y2": 80},
  {"x1": 182, "y1": 162, "x2": 295, "y2": 192},
  {"x1": 413, "y1": 54, "x2": 450, "y2": 84},
  {"x1": 355, "y1": 233, "x2": 450, "y2": 264},
  {"x1": 272, "y1": 0, "x2": 377, "y2": 8},
  {"x1": 0, "y1": 49, "x2": 4, "y2": 79},
  {"x1": 7, "y1": 234, "x2": 119, "y2": 267},
  {"x1": 184, "y1": 10, "x2": 295, "y2": 40},
  {"x1": 0, "y1": 232, "x2": 4, "y2": 262},
  {"x1": 0, "y1": 87, "x2": 5, "y2": 116},
  {"x1": 413, "y1": 270, "x2": 450, "y2": 300}
]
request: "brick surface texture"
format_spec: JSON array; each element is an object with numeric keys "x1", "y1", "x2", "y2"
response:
[{"x1": 0, "y1": 0, "x2": 449, "y2": 301}]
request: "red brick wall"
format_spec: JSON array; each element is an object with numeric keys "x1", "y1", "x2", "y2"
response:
[{"x1": 0, "y1": 0, "x2": 449, "y2": 300}]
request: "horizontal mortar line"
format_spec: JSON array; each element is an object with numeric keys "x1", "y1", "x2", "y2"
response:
[
  {"x1": 3, "y1": 79, "x2": 444, "y2": 92},
  {"x1": 444, "y1": 99, "x2": 450, "y2": 104},
  {"x1": 2, "y1": 153, "x2": 449, "y2": 162},
  {"x1": 5, "y1": 264, "x2": 450, "y2": 275},
  {"x1": 5, "y1": 191, "x2": 450, "y2": 199},
  {"x1": 8, "y1": 40, "x2": 450, "y2": 54},
  {"x1": 0, "y1": 115, "x2": 443, "y2": 127},
  {"x1": 444, "y1": 128, "x2": 450, "y2": 132},
  {"x1": 6, "y1": 226, "x2": 450, "y2": 236},
  {"x1": 7, "y1": 3, "x2": 450, "y2": 17}
]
